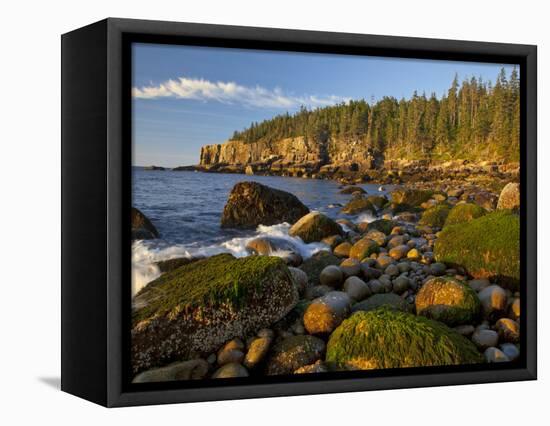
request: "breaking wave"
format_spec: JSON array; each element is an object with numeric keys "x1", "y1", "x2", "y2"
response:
[{"x1": 131, "y1": 222, "x2": 328, "y2": 297}]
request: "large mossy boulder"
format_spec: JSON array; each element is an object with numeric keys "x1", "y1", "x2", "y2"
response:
[
  {"x1": 419, "y1": 204, "x2": 451, "y2": 228},
  {"x1": 221, "y1": 181, "x2": 309, "y2": 229},
  {"x1": 341, "y1": 196, "x2": 376, "y2": 215},
  {"x1": 434, "y1": 211, "x2": 520, "y2": 289},
  {"x1": 299, "y1": 251, "x2": 340, "y2": 285},
  {"x1": 444, "y1": 203, "x2": 487, "y2": 227},
  {"x1": 326, "y1": 308, "x2": 484, "y2": 370},
  {"x1": 289, "y1": 212, "x2": 343, "y2": 243},
  {"x1": 132, "y1": 207, "x2": 159, "y2": 240},
  {"x1": 497, "y1": 182, "x2": 520, "y2": 211},
  {"x1": 155, "y1": 257, "x2": 203, "y2": 273},
  {"x1": 131, "y1": 254, "x2": 298, "y2": 374},
  {"x1": 391, "y1": 188, "x2": 433, "y2": 206},
  {"x1": 415, "y1": 277, "x2": 480, "y2": 326}
]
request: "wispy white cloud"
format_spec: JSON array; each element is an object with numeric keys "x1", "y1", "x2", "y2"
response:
[{"x1": 132, "y1": 76, "x2": 349, "y2": 109}]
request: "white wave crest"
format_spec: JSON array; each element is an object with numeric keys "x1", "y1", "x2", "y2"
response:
[
  {"x1": 356, "y1": 211, "x2": 377, "y2": 223},
  {"x1": 131, "y1": 223, "x2": 329, "y2": 297}
]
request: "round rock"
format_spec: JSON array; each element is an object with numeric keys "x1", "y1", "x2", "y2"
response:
[
  {"x1": 333, "y1": 242, "x2": 352, "y2": 258},
  {"x1": 244, "y1": 336, "x2": 272, "y2": 369},
  {"x1": 212, "y1": 363, "x2": 249, "y2": 379},
  {"x1": 340, "y1": 257, "x2": 361, "y2": 278},
  {"x1": 478, "y1": 285, "x2": 508, "y2": 320},
  {"x1": 303, "y1": 291, "x2": 352, "y2": 335},
  {"x1": 288, "y1": 266, "x2": 309, "y2": 295},
  {"x1": 343, "y1": 276, "x2": 371, "y2": 301},
  {"x1": 495, "y1": 318, "x2": 520, "y2": 343},
  {"x1": 499, "y1": 343, "x2": 520, "y2": 361},
  {"x1": 484, "y1": 347, "x2": 510, "y2": 363},
  {"x1": 319, "y1": 265, "x2": 344, "y2": 288},
  {"x1": 471, "y1": 329, "x2": 499, "y2": 350}
]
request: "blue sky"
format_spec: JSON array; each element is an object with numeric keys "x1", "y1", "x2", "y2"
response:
[{"x1": 132, "y1": 43, "x2": 515, "y2": 167}]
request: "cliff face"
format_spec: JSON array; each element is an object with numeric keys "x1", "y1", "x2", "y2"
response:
[
  {"x1": 199, "y1": 137, "x2": 382, "y2": 175},
  {"x1": 196, "y1": 137, "x2": 519, "y2": 188}
]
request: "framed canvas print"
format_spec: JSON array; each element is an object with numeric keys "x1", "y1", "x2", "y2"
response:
[{"x1": 61, "y1": 18, "x2": 537, "y2": 407}]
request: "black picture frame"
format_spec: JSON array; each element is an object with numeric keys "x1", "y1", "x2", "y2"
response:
[{"x1": 61, "y1": 17, "x2": 537, "y2": 407}]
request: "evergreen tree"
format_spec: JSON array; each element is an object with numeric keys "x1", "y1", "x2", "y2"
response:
[{"x1": 229, "y1": 68, "x2": 519, "y2": 163}]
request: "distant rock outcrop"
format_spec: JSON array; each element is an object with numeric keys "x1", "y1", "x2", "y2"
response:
[{"x1": 199, "y1": 137, "x2": 383, "y2": 178}]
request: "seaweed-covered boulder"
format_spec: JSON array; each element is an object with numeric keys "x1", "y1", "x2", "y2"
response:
[
  {"x1": 419, "y1": 204, "x2": 451, "y2": 228},
  {"x1": 391, "y1": 188, "x2": 433, "y2": 206},
  {"x1": 497, "y1": 182, "x2": 520, "y2": 211},
  {"x1": 444, "y1": 203, "x2": 487, "y2": 226},
  {"x1": 289, "y1": 212, "x2": 343, "y2": 243},
  {"x1": 132, "y1": 207, "x2": 159, "y2": 240},
  {"x1": 415, "y1": 277, "x2": 480, "y2": 326},
  {"x1": 221, "y1": 181, "x2": 309, "y2": 229},
  {"x1": 367, "y1": 219, "x2": 396, "y2": 235},
  {"x1": 131, "y1": 254, "x2": 298, "y2": 374},
  {"x1": 155, "y1": 257, "x2": 203, "y2": 273},
  {"x1": 326, "y1": 309, "x2": 484, "y2": 370},
  {"x1": 351, "y1": 293, "x2": 411, "y2": 313},
  {"x1": 266, "y1": 335, "x2": 326, "y2": 375},
  {"x1": 434, "y1": 211, "x2": 520, "y2": 289},
  {"x1": 349, "y1": 237, "x2": 380, "y2": 260},
  {"x1": 341, "y1": 196, "x2": 376, "y2": 215},
  {"x1": 299, "y1": 251, "x2": 340, "y2": 286}
]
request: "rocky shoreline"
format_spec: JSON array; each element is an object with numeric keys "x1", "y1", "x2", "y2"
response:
[
  {"x1": 156, "y1": 158, "x2": 519, "y2": 196},
  {"x1": 131, "y1": 180, "x2": 521, "y2": 383}
]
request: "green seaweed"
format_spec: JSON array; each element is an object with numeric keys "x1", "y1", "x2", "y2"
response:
[
  {"x1": 133, "y1": 253, "x2": 289, "y2": 323},
  {"x1": 434, "y1": 210, "x2": 519, "y2": 288},
  {"x1": 444, "y1": 203, "x2": 487, "y2": 226},
  {"x1": 419, "y1": 204, "x2": 451, "y2": 228},
  {"x1": 326, "y1": 308, "x2": 484, "y2": 370}
]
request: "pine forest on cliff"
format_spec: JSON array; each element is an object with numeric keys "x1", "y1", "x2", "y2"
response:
[{"x1": 228, "y1": 68, "x2": 519, "y2": 163}]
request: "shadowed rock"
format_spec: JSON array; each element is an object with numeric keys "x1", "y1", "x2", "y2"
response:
[{"x1": 221, "y1": 181, "x2": 309, "y2": 229}]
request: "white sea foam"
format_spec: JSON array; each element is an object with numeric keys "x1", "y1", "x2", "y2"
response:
[
  {"x1": 131, "y1": 222, "x2": 329, "y2": 297},
  {"x1": 356, "y1": 211, "x2": 377, "y2": 223}
]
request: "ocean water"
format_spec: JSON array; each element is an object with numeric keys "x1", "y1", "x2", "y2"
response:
[{"x1": 132, "y1": 169, "x2": 391, "y2": 296}]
